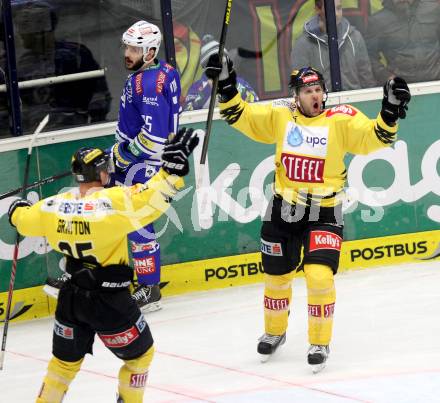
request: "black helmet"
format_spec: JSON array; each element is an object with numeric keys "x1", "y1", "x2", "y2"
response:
[
  {"x1": 71, "y1": 147, "x2": 110, "y2": 183},
  {"x1": 289, "y1": 66, "x2": 327, "y2": 96}
]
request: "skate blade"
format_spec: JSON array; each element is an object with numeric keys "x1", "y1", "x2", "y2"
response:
[
  {"x1": 43, "y1": 285, "x2": 59, "y2": 299},
  {"x1": 310, "y1": 362, "x2": 327, "y2": 374},
  {"x1": 259, "y1": 353, "x2": 271, "y2": 363},
  {"x1": 140, "y1": 301, "x2": 162, "y2": 314}
]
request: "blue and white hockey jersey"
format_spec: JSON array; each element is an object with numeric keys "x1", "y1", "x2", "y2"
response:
[{"x1": 112, "y1": 60, "x2": 181, "y2": 184}]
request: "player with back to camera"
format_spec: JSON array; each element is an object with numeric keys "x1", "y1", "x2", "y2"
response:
[{"x1": 8, "y1": 128, "x2": 198, "y2": 402}]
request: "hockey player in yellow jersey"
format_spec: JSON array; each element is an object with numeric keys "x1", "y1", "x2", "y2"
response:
[
  {"x1": 205, "y1": 55, "x2": 411, "y2": 372},
  {"x1": 7, "y1": 128, "x2": 199, "y2": 402}
]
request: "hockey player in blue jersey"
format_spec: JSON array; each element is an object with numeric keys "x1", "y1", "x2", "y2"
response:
[
  {"x1": 43, "y1": 21, "x2": 181, "y2": 312},
  {"x1": 110, "y1": 20, "x2": 181, "y2": 312}
]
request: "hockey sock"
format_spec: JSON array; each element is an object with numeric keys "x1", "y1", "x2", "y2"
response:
[
  {"x1": 304, "y1": 264, "x2": 336, "y2": 345},
  {"x1": 118, "y1": 346, "x2": 154, "y2": 403},
  {"x1": 36, "y1": 356, "x2": 83, "y2": 402},
  {"x1": 263, "y1": 272, "x2": 294, "y2": 335}
]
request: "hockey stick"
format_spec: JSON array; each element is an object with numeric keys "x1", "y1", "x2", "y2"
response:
[
  {"x1": 199, "y1": 0, "x2": 233, "y2": 166},
  {"x1": 0, "y1": 170, "x2": 71, "y2": 201},
  {"x1": 0, "y1": 114, "x2": 49, "y2": 370}
]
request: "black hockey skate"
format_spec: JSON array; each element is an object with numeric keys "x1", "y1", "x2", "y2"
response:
[
  {"x1": 257, "y1": 333, "x2": 286, "y2": 362},
  {"x1": 307, "y1": 344, "x2": 330, "y2": 373},
  {"x1": 132, "y1": 284, "x2": 162, "y2": 313},
  {"x1": 43, "y1": 273, "x2": 70, "y2": 299}
]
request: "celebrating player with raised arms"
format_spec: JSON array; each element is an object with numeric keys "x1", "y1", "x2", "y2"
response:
[{"x1": 205, "y1": 52, "x2": 411, "y2": 372}]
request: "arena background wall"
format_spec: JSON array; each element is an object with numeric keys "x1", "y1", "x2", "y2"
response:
[{"x1": 0, "y1": 86, "x2": 439, "y2": 322}]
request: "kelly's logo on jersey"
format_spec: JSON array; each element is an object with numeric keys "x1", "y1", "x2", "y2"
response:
[
  {"x1": 326, "y1": 105, "x2": 357, "y2": 117},
  {"x1": 99, "y1": 326, "x2": 140, "y2": 348},
  {"x1": 281, "y1": 153, "x2": 325, "y2": 183},
  {"x1": 309, "y1": 230, "x2": 342, "y2": 251}
]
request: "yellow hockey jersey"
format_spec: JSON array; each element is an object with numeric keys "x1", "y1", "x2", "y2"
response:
[
  {"x1": 220, "y1": 94, "x2": 398, "y2": 207},
  {"x1": 11, "y1": 170, "x2": 183, "y2": 266}
]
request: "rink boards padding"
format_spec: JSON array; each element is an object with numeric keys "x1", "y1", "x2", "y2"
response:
[
  {"x1": 1, "y1": 229, "x2": 438, "y2": 323},
  {"x1": 1, "y1": 90, "x2": 440, "y2": 292}
]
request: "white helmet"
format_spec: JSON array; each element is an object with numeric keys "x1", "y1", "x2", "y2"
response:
[{"x1": 122, "y1": 20, "x2": 162, "y2": 60}]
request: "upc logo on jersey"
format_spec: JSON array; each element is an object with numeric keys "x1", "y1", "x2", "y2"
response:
[
  {"x1": 264, "y1": 296, "x2": 289, "y2": 310},
  {"x1": 134, "y1": 257, "x2": 156, "y2": 274},
  {"x1": 309, "y1": 231, "x2": 342, "y2": 251},
  {"x1": 54, "y1": 320, "x2": 74, "y2": 339},
  {"x1": 326, "y1": 105, "x2": 357, "y2": 117},
  {"x1": 281, "y1": 153, "x2": 325, "y2": 183},
  {"x1": 261, "y1": 239, "x2": 283, "y2": 256},
  {"x1": 283, "y1": 122, "x2": 328, "y2": 157},
  {"x1": 287, "y1": 126, "x2": 303, "y2": 147},
  {"x1": 130, "y1": 372, "x2": 149, "y2": 388},
  {"x1": 308, "y1": 304, "x2": 322, "y2": 317},
  {"x1": 99, "y1": 326, "x2": 140, "y2": 348},
  {"x1": 156, "y1": 71, "x2": 166, "y2": 94}
]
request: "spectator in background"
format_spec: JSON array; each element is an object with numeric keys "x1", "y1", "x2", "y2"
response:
[
  {"x1": 366, "y1": 0, "x2": 440, "y2": 84},
  {"x1": 291, "y1": 0, "x2": 375, "y2": 91},
  {"x1": 182, "y1": 34, "x2": 258, "y2": 111},
  {"x1": 13, "y1": 0, "x2": 111, "y2": 133}
]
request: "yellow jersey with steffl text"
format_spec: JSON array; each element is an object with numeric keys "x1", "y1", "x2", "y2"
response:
[
  {"x1": 11, "y1": 170, "x2": 183, "y2": 266},
  {"x1": 220, "y1": 94, "x2": 398, "y2": 207}
]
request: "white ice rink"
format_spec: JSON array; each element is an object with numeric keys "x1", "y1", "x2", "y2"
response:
[{"x1": 2, "y1": 261, "x2": 440, "y2": 403}]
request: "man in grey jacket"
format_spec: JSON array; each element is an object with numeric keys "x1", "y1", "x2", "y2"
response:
[
  {"x1": 365, "y1": 0, "x2": 440, "y2": 84},
  {"x1": 291, "y1": 0, "x2": 376, "y2": 91}
]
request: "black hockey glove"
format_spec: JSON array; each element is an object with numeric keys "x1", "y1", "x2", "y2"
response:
[
  {"x1": 8, "y1": 198, "x2": 32, "y2": 227},
  {"x1": 205, "y1": 53, "x2": 238, "y2": 102},
  {"x1": 162, "y1": 127, "x2": 199, "y2": 177},
  {"x1": 381, "y1": 77, "x2": 411, "y2": 125}
]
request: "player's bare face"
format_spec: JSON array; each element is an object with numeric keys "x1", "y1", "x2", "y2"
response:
[
  {"x1": 297, "y1": 85, "x2": 324, "y2": 117},
  {"x1": 124, "y1": 45, "x2": 144, "y2": 70}
]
